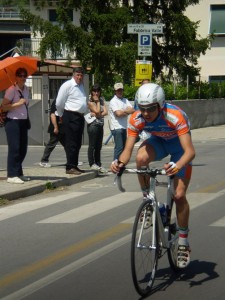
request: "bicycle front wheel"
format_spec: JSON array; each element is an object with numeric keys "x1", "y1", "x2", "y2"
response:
[{"x1": 131, "y1": 200, "x2": 159, "y2": 297}]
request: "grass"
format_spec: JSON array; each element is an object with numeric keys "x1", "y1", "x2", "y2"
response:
[{"x1": 0, "y1": 197, "x2": 10, "y2": 206}]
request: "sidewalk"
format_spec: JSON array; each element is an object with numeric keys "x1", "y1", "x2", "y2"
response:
[{"x1": 0, "y1": 125, "x2": 224, "y2": 201}]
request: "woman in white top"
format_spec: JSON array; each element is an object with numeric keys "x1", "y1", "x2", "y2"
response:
[{"x1": 2, "y1": 67, "x2": 30, "y2": 184}]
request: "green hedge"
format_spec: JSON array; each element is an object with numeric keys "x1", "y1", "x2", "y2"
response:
[{"x1": 101, "y1": 82, "x2": 225, "y2": 101}]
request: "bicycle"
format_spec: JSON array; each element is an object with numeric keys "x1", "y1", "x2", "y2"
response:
[{"x1": 114, "y1": 166, "x2": 180, "y2": 297}]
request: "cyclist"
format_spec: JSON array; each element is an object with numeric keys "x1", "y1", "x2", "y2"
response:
[{"x1": 111, "y1": 83, "x2": 195, "y2": 268}]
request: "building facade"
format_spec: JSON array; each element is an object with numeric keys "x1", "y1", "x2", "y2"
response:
[{"x1": 185, "y1": 0, "x2": 225, "y2": 82}]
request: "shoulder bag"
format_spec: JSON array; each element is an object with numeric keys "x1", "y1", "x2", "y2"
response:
[{"x1": 18, "y1": 90, "x2": 31, "y2": 130}]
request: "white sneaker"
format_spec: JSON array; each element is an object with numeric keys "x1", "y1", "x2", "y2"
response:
[
  {"x1": 177, "y1": 245, "x2": 191, "y2": 268},
  {"x1": 39, "y1": 162, "x2": 51, "y2": 168},
  {"x1": 99, "y1": 166, "x2": 108, "y2": 173},
  {"x1": 90, "y1": 164, "x2": 100, "y2": 171},
  {"x1": 7, "y1": 177, "x2": 24, "y2": 184},
  {"x1": 20, "y1": 176, "x2": 31, "y2": 182}
]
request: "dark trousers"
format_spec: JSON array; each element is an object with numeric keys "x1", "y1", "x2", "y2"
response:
[
  {"x1": 63, "y1": 110, "x2": 84, "y2": 170},
  {"x1": 41, "y1": 130, "x2": 66, "y2": 162},
  {"x1": 111, "y1": 128, "x2": 127, "y2": 160},
  {"x1": 87, "y1": 124, "x2": 103, "y2": 167},
  {"x1": 5, "y1": 119, "x2": 28, "y2": 177}
]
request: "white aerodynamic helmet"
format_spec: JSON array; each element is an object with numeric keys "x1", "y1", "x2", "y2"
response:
[{"x1": 136, "y1": 83, "x2": 165, "y2": 108}]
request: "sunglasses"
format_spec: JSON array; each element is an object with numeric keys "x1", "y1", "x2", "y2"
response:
[
  {"x1": 138, "y1": 104, "x2": 158, "y2": 113},
  {"x1": 17, "y1": 74, "x2": 27, "y2": 78}
]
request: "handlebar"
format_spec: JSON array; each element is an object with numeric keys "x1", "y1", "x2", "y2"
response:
[{"x1": 114, "y1": 167, "x2": 166, "y2": 192}]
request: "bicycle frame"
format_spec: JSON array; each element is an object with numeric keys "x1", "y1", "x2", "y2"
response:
[
  {"x1": 114, "y1": 167, "x2": 175, "y2": 245},
  {"x1": 114, "y1": 167, "x2": 180, "y2": 296},
  {"x1": 155, "y1": 175, "x2": 175, "y2": 249}
]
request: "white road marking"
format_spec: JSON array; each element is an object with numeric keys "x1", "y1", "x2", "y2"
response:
[
  {"x1": 188, "y1": 192, "x2": 223, "y2": 210},
  {"x1": 1, "y1": 189, "x2": 225, "y2": 226},
  {"x1": 122, "y1": 216, "x2": 135, "y2": 224},
  {"x1": 37, "y1": 192, "x2": 141, "y2": 223},
  {"x1": 210, "y1": 217, "x2": 225, "y2": 227},
  {"x1": 0, "y1": 192, "x2": 89, "y2": 221}
]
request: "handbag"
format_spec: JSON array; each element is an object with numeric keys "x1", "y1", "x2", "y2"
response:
[
  {"x1": 84, "y1": 112, "x2": 96, "y2": 124},
  {"x1": 27, "y1": 110, "x2": 31, "y2": 130},
  {"x1": 24, "y1": 104, "x2": 31, "y2": 130},
  {"x1": 0, "y1": 104, "x2": 7, "y2": 127}
]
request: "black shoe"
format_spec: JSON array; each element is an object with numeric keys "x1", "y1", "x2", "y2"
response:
[
  {"x1": 66, "y1": 168, "x2": 81, "y2": 175},
  {"x1": 75, "y1": 167, "x2": 85, "y2": 173}
]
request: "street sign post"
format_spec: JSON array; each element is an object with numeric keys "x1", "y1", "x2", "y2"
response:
[
  {"x1": 135, "y1": 60, "x2": 152, "y2": 87},
  {"x1": 127, "y1": 23, "x2": 164, "y2": 57},
  {"x1": 127, "y1": 23, "x2": 164, "y2": 84},
  {"x1": 127, "y1": 23, "x2": 163, "y2": 34}
]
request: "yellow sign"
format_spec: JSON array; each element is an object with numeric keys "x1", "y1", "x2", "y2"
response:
[{"x1": 135, "y1": 60, "x2": 152, "y2": 87}]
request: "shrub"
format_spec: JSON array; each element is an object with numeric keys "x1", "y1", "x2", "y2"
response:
[{"x1": 100, "y1": 81, "x2": 225, "y2": 101}]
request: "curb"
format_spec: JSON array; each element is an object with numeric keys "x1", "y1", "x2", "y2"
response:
[{"x1": 0, "y1": 171, "x2": 98, "y2": 201}]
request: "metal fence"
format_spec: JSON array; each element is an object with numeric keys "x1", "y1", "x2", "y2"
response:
[{"x1": 0, "y1": 7, "x2": 21, "y2": 19}]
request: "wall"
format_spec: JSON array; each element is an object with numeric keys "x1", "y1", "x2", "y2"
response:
[
  {"x1": 171, "y1": 98, "x2": 225, "y2": 129},
  {"x1": 102, "y1": 98, "x2": 225, "y2": 144},
  {"x1": 1, "y1": 98, "x2": 225, "y2": 146}
]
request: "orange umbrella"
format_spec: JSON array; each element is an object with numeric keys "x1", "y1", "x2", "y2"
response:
[{"x1": 0, "y1": 56, "x2": 38, "y2": 91}]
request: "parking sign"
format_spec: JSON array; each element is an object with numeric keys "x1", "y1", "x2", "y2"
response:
[
  {"x1": 140, "y1": 35, "x2": 151, "y2": 46},
  {"x1": 138, "y1": 34, "x2": 152, "y2": 56}
]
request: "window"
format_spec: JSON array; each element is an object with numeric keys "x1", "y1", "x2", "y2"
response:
[
  {"x1": 49, "y1": 10, "x2": 57, "y2": 23},
  {"x1": 210, "y1": 5, "x2": 225, "y2": 35},
  {"x1": 209, "y1": 76, "x2": 225, "y2": 83},
  {"x1": 48, "y1": 9, "x2": 73, "y2": 24}
]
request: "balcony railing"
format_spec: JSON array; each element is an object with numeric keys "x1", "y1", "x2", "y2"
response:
[
  {"x1": 0, "y1": 7, "x2": 21, "y2": 19},
  {"x1": 17, "y1": 38, "x2": 76, "y2": 60}
]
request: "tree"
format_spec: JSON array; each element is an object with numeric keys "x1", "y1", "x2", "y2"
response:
[
  {"x1": 20, "y1": 0, "x2": 210, "y2": 87},
  {"x1": 0, "y1": 0, "x2": 29, "y2": 6}
]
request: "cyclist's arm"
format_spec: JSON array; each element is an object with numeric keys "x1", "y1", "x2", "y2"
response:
[
  {"x1": 177, "y1": 132, "x2": 195, "y2": 168},
  {"x1": 165, "y1": 132, "x2": 195, "y2": 175}
]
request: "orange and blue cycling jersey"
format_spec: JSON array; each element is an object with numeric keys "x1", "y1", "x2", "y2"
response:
[
  {"x1": 128, "y1": 102, "x2": 190, "y2": 139},
  {"x1": 128, "y1": 103, "x2": 192, "y2": 179}
]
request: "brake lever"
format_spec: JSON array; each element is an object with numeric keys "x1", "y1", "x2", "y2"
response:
[{"x1": 113, "y1": 167, "x2": 126, "y2": 192}]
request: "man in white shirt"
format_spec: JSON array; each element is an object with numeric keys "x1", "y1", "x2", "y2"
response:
[
  {"x1": 109, "y1": 82, "x2": 134, "y2": 160},
  {"x1": 56, "y1": 67, "x2": 87, "y2": 175}
]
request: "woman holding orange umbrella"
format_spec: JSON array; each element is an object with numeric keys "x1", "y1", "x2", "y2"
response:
[{"x1": 2, "y1": 67, "x2": 31, "y2": 184}]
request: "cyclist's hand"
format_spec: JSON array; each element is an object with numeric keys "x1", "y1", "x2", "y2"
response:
[
  {"x1": 164, "y1": 161, "x2": 180, "y2": 176},
  {"x1": 111, "y1": 159, "x2": 125, "y2": 174}
]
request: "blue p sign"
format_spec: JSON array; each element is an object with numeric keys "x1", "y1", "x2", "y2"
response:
[{"x1": 140, "y1": 35, "x2": 151, "y2": 46}]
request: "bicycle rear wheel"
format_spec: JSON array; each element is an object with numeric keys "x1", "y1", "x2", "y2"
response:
[
  {"x1": 167, "y1": 198, "x2": 180, "y2": 271},
  {"x1": 131, "y1": 200, "x2": 159, "y2": 296}
]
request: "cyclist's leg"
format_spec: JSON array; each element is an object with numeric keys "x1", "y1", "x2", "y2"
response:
[
  {"x1": 173, "y1": 175, "x2": 192, "y2": 268},
  {"x1": 136, "y1": 136, "x2": 167, "y2": 198},
  {"x1": 173, "y1": 176, "x2": 190, "y2": 232},
  {"x1": 171, "y1": 152, "x2": 192, "y2": 247},
  {"x1": 169, "y1": 140, "x2": 192, "y2": 268}
]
